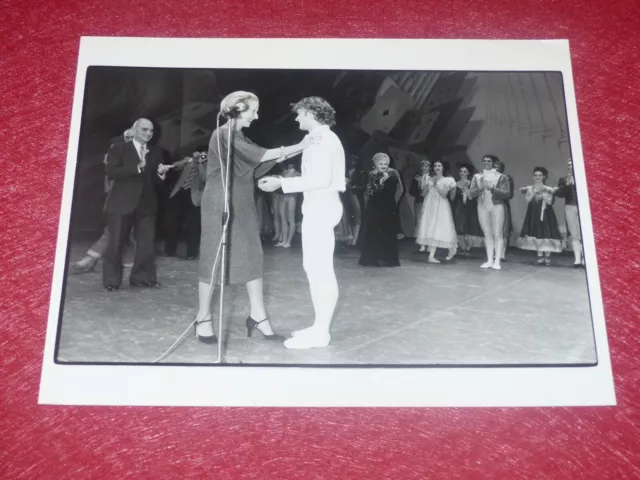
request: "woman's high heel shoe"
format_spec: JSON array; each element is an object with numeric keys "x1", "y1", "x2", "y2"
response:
[
  {"x1": 194, "y1": 318, "x2": 217, "y2": 344},
  {"x1": 246, "y1": 317, "x2": 284, "y2": 341}
]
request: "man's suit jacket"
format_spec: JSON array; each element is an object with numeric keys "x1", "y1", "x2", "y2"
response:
[
  {"x1": 469, "y1": 172, "x2": 512, "y2": 205},
  {"x1": 104, "y1": 141, "x2": 164, "y2": 214},
  {"x1": 169, "y1": 158, "x2": 207, "y2": 207},
  {"x1": 555, "y1": 175, "x2": 578, "y2": 206}
]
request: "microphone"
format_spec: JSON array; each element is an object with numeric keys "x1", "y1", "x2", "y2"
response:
[{"x1": 223, "y1": 102, "x2": 247, "y2": 119}]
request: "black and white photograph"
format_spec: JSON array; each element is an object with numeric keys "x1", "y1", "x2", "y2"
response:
[{"x1": 39, "y1": 38, "x2": 615, "y2": 407}]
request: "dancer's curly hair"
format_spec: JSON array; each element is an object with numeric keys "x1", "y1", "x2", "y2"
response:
[{"x1": 291, "y1": 96, "x2": 336, "y2": 127}]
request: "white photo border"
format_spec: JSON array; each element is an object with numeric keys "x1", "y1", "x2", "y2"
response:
[{"x1": 39, "y1": 37, "x2": 615, "y2": 407}]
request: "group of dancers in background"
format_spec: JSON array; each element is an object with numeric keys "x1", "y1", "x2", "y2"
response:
[
  {"x1": 256, "y1": 152, "x2": 584, "y2": 271},
  {"x1": 407, "y1": 154, "x2": 583, "y2": 270}
]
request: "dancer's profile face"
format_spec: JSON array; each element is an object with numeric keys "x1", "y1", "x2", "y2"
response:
[
  {"x1": 238, "y1": 100, "x2": 259, "y2": 129},
  {"x1": 567, "y1": 160, "x2": 573, "y2": 173},
  {"x1": 481, "y1": 157, "x2": 494, "y2": 170},
  {"x1": 294, "y1": 109, "x2": 314, "y2": 131}
]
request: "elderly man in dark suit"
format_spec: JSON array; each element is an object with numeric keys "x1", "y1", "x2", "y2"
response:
[
  {"x1": 163, "y1": 146, "x2": 208, "y2": 260},
  {"x1": 102, "y1": 118, "x2": 172, "y2": 291},
  {"x1": 71, "y1": 128, "x2": 135, "y2": 274}
]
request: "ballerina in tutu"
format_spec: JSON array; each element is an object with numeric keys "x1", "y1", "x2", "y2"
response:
[
  {"x1": 415, "y1": 160, "x2": 458, "y2": 263},
  {"x1": 516, "y1": 166, "x2": 565, "y2": 265}
]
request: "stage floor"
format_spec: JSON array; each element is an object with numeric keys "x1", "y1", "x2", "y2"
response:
[{"x1": 55, "y1": 239, "x2": 597, "y2": 366}]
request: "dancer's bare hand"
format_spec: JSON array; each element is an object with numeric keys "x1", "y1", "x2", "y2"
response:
[{"x1": 258, "y1": 176, "x2": 282, "y2": 192}]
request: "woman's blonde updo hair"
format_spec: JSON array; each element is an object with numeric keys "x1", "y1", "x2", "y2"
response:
[
  {"x1": 219, "y1": 91, "x2": 259, "y2": 119},
  {"x1": 372, "y1": 152, "x2": 390, "y2": 166}
]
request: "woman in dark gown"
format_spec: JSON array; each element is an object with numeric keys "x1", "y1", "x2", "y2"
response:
[
  {"x1": 359, "y1": 153, "x2": 401, "y2": 267},
  {"x1": 194, "y1": 91, "x2": 316, "y2": 343}
]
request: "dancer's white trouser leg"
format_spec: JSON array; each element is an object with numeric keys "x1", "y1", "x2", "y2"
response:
[
  {"x1": 478, "y1": 203, "x2": 505, "y2": 268},
  {"x1": 287, "y1": 196, "x2": 342, "y2": 348}
]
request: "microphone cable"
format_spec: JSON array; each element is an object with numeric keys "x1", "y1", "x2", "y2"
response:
[{"x1": 150, "y1": 112, "x2": 229, "y2": 363}]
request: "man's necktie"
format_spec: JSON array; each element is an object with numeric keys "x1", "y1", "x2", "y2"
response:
[{"x1": 139, "y1": 145, "x2": 146, "y2": 171}]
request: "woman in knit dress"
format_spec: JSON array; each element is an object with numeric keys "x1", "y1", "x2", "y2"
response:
[{"x1": 194, "y1": 91, "x2": 317, "y2": 343}]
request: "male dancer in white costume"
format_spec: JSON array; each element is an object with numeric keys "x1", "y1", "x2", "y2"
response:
[{"x1": 259, "y1": 97, "x2": 345, "y2": 349}]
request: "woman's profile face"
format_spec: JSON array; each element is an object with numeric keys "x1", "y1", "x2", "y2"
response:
[{"x1": 237, "y1": 99, "x2": 259, "y2": 128}]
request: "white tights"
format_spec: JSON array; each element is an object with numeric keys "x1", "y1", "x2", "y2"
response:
[{"x1": 478, "y1": 204, "x2": 505, "y2": 266}]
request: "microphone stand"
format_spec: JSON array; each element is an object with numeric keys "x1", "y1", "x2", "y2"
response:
[{"x1": 214, "y1": 118, "x2": 235, "y2": 364}]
